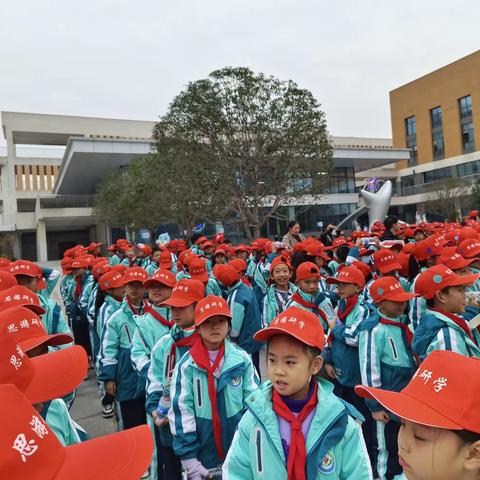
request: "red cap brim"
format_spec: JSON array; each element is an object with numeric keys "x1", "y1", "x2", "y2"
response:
[
  {"x1": 160, "y1": 297, "x2": 195, "y2": 308},
  {"x1": 377, "y1": 263, "x2": 402, "y2": 274},
  {"x1": 354, "y1": 385, "x2": 463, "y2": 430},
  {"x1": 190, "y1": 272, "x2": 209, "y2": 283},
  {"x1": 381, "y1": 291, "x2": 416, "y2": 302},
  {"x1": 55, "y1": 424, "x2": 153, "y2": 479},
  {"x1": 446, "y1": 272, "x2": 480, "y2": 288},
  {"x1": 253, "y1": 326, "x2": 324, "y2": 350},
  {"x1": 24, "y1": 345, "x2": 88, "y2": 404},
  {"x1": 19, "y1": 333, "x2": 74, "y2": 352}
]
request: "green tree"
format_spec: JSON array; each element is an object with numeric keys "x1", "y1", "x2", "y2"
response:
[
  {"x1": 152, "y1": 67, "x2": 333, "y2": 239},
  {"x1": 423, "y1": 177, "x2": 470, "y2": 222}
]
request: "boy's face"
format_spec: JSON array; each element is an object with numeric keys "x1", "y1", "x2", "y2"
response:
[
  {"x1": 297, "y1": 277, "x2": 319, "y2": 295},
  {"x1": 454, "y1": 266, "x2": 473, "y2": 276},
  {"x1": 267, "y1": 335, "x2": 322, "y2": 401},
  {"x1": 336, "y1": 282, "x2": 362, "y2": 299},
  {"x1": 271, "y1": 264, "x2": 291, "y2": 288},
  {"x1": 171, "y1": 304, "x2": 195, "y2": 328},
  {"x1": 398, "y1": 420, "x2": 477, "y2": 480},
  {"x1": 108, "y1": 286, "x2": 125, "y2": 301},
  {"x1": 197, "y1": 315, "x2": 229, "y2": 350},
  {"x1": 414, "y1": 231, "x2": 426, "y2": 241},
  {"x1": 237, "y1": 251, "x2": 248, "y2": 261},
  {"x1": 435, "y1": 285, "x2": 467, "y2": 314},
  {"x1": 15, "y1": 275, "x2": 38, "y2": 293},
  {"x1": 214, "y1": 254, "x2": 227, "y2": 264},
  {"x1": 378, "y1": 299, "x2": 407, "y2": 318},
  {"x1": 125, "y1": 282, "x2": 145, "y2": 304},
  {"x1": 148, "y1": 284, "x2": 172, "y2": 305},
  {"x1": 152, "y1": 251, "x2": 162, "y2": 263}
]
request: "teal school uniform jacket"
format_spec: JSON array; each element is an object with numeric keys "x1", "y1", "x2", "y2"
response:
[
  {"x1": 222, "y1": 379, "x2": 373, "y2": 480},
  {"x1": 98, "y1": 299, "x2": 144, "y2": 401},
  {"x1": 262, "y1": 283, "x2": 296, "y2": 327},
  {"x1": 168, "y1": 339, "x2": 260, "y2": 469},
  {"x1": 412, "y1": 309, "x2": 480, "y2": 360}
]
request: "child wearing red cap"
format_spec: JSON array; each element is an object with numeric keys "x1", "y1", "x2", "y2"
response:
[
  {"x1": 98, "y1": 267, "x2": 149, "y2": 431},
  {"x1": 286, "y1": 262, "x2": 335, "y2": 333},
  {"x1": 412, "y1": 265, "x2": 480, "y2": 360},
  {"x1": 358, "y1": 277, "x2": 418, "y2": 480},
  {"x1": 168, "y1": 295, "x2": 259, "y2": 478},
  {"x1": 223, "y1": 305, "x2": 373, "y2": 479},
  {"x1": 262, "y1": 255, "x2": 296, "y2": 327},
  {"x1": 213, "y1": 264, "x2": 263, "y2": 371},
  {"x1": 146, "y1": 279, "x2": 205, "y2": 480},
  {"x1": 356, "y1": 350, "x2": 480, "y2": 480}
]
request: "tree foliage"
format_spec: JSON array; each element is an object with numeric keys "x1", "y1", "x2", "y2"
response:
[
  {"x1": 95, "y1": 67, "x2": 333, "y2": 240},
  {"x1": 152, "y1": 66, "x2": 333, "y2": 239},
  {"x1": 423, "y1": 177, "x2": 470, "y2": 221}
]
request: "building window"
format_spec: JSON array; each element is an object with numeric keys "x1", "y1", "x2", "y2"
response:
[
  {"x1": 461, "y1": 122, "x2": 475, "y2": 153},
  {"x1": 430, "y1": 106, "x2": 442, "y2": 129},
  {"x1": 459, "y1": 95, "x2": 473, "y2": 119},
  {"x1": 401, "y1": 175, "x2": 415, "y2": 195},
  {"x1": 294, "y1": 203, "x2": 356, "y2": 232},
  {"x1": 432, "y1": 131, "x2": 445, "y2": 160},
  {"x1": 405, "y1": 116, "x2": 417, "y2": 166},
  {"x1": 322, "y1": 167, "x2": 355, "y2": 194},
  {"x1": 457, "y1": 160, "x2": 480, "y2": 177},
  {"x1": 423, "y1": 167, "x2": 452, "y2": 184}
]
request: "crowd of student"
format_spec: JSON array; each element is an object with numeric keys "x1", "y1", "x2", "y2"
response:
[{"x1": 2, "y1": 211, "x2": 480, "y2": 479}]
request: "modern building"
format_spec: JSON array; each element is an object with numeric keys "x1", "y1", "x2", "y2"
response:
[
  {"x1": 1, "y1": 111, "x2": 409, "y2": 260},
  {"x1": 381, "y1": 50, "x2": 480, "y2": 221}
]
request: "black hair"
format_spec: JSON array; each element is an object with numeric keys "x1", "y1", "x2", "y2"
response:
[
  {"x1": 408, "y1": 255, "x2": 420, "y2": 281},
  {"x1": 455, "y1": 429, "x2": 480, "y2": 444},
  {"x1": 425, "y1": 286, "x2": 454, "y2": 308},
  {"x1": 287, "y1": 220, "x2": 299, "y2": 230},
  {"x1": 384, "y1": 216, "x2": 399, "y2": 230},
  {"x1": 336, "y1": 245, "x2": 350, "y2": 263}
]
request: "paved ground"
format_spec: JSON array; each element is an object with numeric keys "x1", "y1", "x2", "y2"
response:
[{"x1": 70, "y1": 370, "x2": 117, "y2": 438}]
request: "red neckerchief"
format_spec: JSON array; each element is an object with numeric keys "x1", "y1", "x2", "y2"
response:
[
  {"x1": 74, "y1": 275, "x2": 83, "y2": 301},
  {"x1": 241, "y1": 277, "x2": 252, "y2": 287},
  {"x1": 144, "y1": 302, "x2": 173, "y2": 328},
  {"x1": 336, "y1": 263, "x2": 346, "y2": 274},
  {"x1": 378, "y1": 318, "x2": 413, "y2": 346},
  {"x1": 430, "y1": 308, "x2": 478, "y2": 346},
  {"x1": 189, "y1": 336, "x2": 226, "y2": 459},
  {"x1": 126, "y1": 296, "x2": 142, "y2": 316},
  {"x1": 291, "y1": 291, "x2": 327, "y2": 324},
  {"x1": 272, "y1": 382, "x2": 318, "y2": 480},
  {"x1": 168, "y1": 330, "x2": 199, "y2": 377},
  {"x1": 337, "y1": 295, "x2": 358, "y2": 322}
]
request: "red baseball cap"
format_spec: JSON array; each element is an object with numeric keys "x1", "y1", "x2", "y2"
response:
[
  {"x1": 0, "y1": 306, "x2": 73, "y2": 352},
  {"x1": 98, "y1": 271, "x2": 124, "y2": 291},
  {"x1": 9, "y1": 260, "x2": 41, "y2": 279},
  {"x1": 235, "y1": 244, "x2": 250, "y2": 253},
  {"x1": 160, "y1": 279, "x2": 205, "y2": 308},
  {"x1": 86, "y1": 242, "x2": 102, "y2": 252},
  {"x1": 144, "y1": 269, "x2": 176, "y2": 289},
  {"x1": 412, "y1": 237, "x2": 445, "y2": 261},
  {"x1": 295, "y1": 262, "x2": 320, "y2": 282},
  {"x1": 373, "y1": 249, "x2": 402, "y2": 274},
  {"x1": 110, "y1": 264, "x2": 127, "y2": 275},
  {"x1": 213, "y1": 248, "x2": 227, "y2": 257},
  {"x1": 457, "y1": 238, "x2": 480, "y2": 259},
  {"x1": 106, "y1": 244, "x2": 116, "y2": 252},
  {"x1": 177, "y1": 239, "x2": 187, "y2": 251},
  {"x1": 270, "y1": 255, "x2": 293, "y2": 273},
  {"x1": 355, "y1": 350, "x2": 480, "y2": 433},
  {"x1": 213, "y1": 264, "x2": 240, "y2": 288},
  {"x1": 135, "y1": 243, "x2": 152, "y2": 256},
  {"x1": 194, "y1": 295, "x2": 232, "y2": 327},
  {"x1": 92, "y1": 262, "x2": 111, "y2": 280},
  {"x1": 229, "y1": 258, "x2": 248, "y2": 274},
  {"x1": 370, "y1": 277, "x2": 416, "y2": 303},
  {"x1": 326, "y1": 266, "x2": 366, "y2": 287},
  {"x1": 0, "y1": 271, "x2": 18, "y2": 291},
  {"x1": 0, "y1": 333, "x2": 87, "y2": 404},
  {"x1": 0, "y1": 286, "x2": 45, "y2": 315},
  {"x1": 159, "y1": 251, "x2": 173, "y2": 269},
  {"x1": 70, "y1": 258, "x2": 88, "y2": 269},
  {"x1": 352, "y1": 261, "x2": 372, "y2": 280},
  {"x1": 324, "y1": 237, "x2": 353, "y2": 251},
  {"x1": 439, "y1": 252, "x2": 477, "y2": 271},
  {"x1": 122, "y1": 267, "x2": 148, "y2": 285},
  {"x1": 415, "y1": 264, "x2": 479, "y2": 299},
  {"x1": 0, "y1": 384, "x2": 153, "y2": 479},
  {"x1": 254, "y1": 306, "x2": 325, "y2": 351},
  {"x1": 459, "y1": 226, "x2": 479, "y2": 242},
  {"x1": 189, "y1": 258, "x2": 209, "y2": 283}
]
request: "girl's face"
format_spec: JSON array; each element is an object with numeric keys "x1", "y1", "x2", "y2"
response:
[
  {"x1": 197, "y1": 315, "x2": 229, "y2": 351},
  {"x1": 297, "y1": 277, "x2": 319, "y2": 295},
  {"x1": 289, "y1": 224, "x2": 300, "y2": 235},
  {"x1": 107, "y1": 286, "x2": 125, "y2": 301},
  {"x1": 271, "y1": 264, "x2": 291, "y2": 288},
  {"x1": 398, "y1": 420, "x2": 477, "y2": 480},
  {"x1": 214, "y1": 254, "x2": 227, "y2": 265},
  {"x1": 148, "y1": 284, "x2": 172, "y2": 305},
  {"x1": 152, "y1": 251, "x2": 162, "y2": 263},
  {"x1": 378, "y1": 299, "x2": 407, "y2": 318},
  {"x1": 267, "y1": 335, "x2": 322, "y2": 401},
  {"x1": 125, "y1": 282, "x2": 145, "y2": 304},
  {"x1": 171, "y1": 304, "x2": 195, "y2": 329},
  {"x1": 336, "y1": 282, "x2": 361, "y2": 299},
  {"x1": 455, "y1": 266, "x2": 473, "y2": 276}
]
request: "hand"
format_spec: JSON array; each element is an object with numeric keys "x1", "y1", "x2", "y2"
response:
[
  {"x1": 324, "y1": 363, "x2": 337, "y2": 380},
  {"x1": 181, "y1": 458, "x2": 210, "y2": 479},
  {"x1": 151, "y1": 411, "x2": 169, "y2": 428},
  {"x1": 372, "y1": 410, "x2": 390, "y2": 423},
  {"x1": 105, "y1": 380, "x2": 116, "y2": 397}
]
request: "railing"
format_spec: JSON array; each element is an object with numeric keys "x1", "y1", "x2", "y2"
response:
[
  {"x1": 39, "y1": 195, "x2": 94, "y2": 209},
  {"x1": 400, "y1": 172, "x2": 480, "y2": 197}
]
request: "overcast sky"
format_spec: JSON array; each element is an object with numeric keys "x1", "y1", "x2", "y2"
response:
[{"x1": 1, "y1": 1, "x2": 479, "y2": 146}]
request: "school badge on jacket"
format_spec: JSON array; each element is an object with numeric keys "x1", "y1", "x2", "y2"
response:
[{"x1": 318, "y1": 451, "x2": 335, "y2": 475}]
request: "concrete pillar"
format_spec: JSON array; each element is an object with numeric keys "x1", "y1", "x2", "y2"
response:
[
  {"x1": 287, "y1": 206, "x2": 296, "y2": 221},
  {"x1": 36, "y1": 220, "x2": 48, "y2": 262}
]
